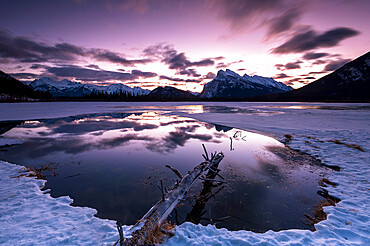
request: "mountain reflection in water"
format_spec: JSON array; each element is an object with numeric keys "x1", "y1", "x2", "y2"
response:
[{"x1": 0, "y1": 112, "x2": 327, "y2": 232}]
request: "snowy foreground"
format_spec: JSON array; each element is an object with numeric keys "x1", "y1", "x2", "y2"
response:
[{"x1": 0, "y1": 102, "x2": 369, "y2": 245}]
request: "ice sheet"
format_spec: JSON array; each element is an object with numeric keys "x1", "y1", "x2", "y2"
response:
[{"x1": 0, "y1": 102, "x2": 369, "y2": 245}]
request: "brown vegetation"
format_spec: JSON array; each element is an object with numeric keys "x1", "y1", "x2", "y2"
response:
[{"x1": 328, "y1": 139, "x2": 365, "y2": 152}]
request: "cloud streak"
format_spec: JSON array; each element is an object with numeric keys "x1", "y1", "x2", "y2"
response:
[{"x1": 272, "y1": 27, "x2": 360, "y2": 54}]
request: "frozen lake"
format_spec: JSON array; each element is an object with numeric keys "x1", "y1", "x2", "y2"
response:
[{"x1": 0, "y1": 102, "x2": 369, "y2": 245}]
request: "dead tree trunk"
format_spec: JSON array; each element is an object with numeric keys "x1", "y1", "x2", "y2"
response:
[{"x1": 121, "y1": 149, "x2": 224, "y2": 245}]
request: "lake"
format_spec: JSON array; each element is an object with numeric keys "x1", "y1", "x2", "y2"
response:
[{"x1": 0, "y1": 109, "x2": 329, "y2": 232}]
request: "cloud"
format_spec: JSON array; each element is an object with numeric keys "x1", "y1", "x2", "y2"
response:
[
  {"x1": 309, "y1": 71, "x2": 327, "y2": 75},
  {"x1": 143, "y1": 43, "x2": 216, "y2": 72},
  {"x1": 47, "y1": 65, "x2": 157, "y2": 81},
  {"x1": 208, "y1": 0, "x2": 311, "y2": 39},
  {"x1": 272, "y1": 27, "x2": 360, "y2": 54},
  {"x1": 30, "y1": 64, "x2": 49, "y2": 70},
  {"x1": 178, "y1": 69, "x2": 201, "y2": 77},
  {"x1": 273, "y1": 73, "x2": 291, "y2": 79},
  {"x1": 159, "y1": 75, "x2": 201, "y2": 83},
  {"x1": 323, "y1": 58, "x2": 351, "y2": 71},
  {"x1": 89, "y1": 49, "x2": 151, "y2": 66},
  {"x1": 9, "y1": 72, "x2": 39, "y2": 80},
  {"x1": 165, "y1": 52, "x2": 214, "y2": 70},
  {"x1": 0, "y1": 29, "x2": 83, "y2": 63},
  {"x1": 209, "y1": 0, "x2": 282, "y2": 31},
  {"x1": 216, "y1": 60, "x2": 244, "y2": 69},
  {"x1": 302, "y1": 52, "x2": 329, "y2": 60},
  {"x1": 275, "y1": 61, "x2": 302, "y2": 70},
  {"x1": 265, "y1": 6, "x2": 302, "y2": 38},
  {"x1": 131, "y1": 69, "x2": 157, "y2": 78},
  {"x1": 0, "y1": 29, "x2": 152, "y2": 67},
  {"x1": 312, "y1": 59, "x2": 328, "y2": 65}
]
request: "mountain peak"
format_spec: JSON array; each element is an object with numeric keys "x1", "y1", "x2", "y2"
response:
[{"x1": 201, "y1": 69, "x2": 292, "y2": 98}]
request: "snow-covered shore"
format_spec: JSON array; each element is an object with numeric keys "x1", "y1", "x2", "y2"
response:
[{"x1": 0, "y1": 102, "x2": 369, "y2": 245}]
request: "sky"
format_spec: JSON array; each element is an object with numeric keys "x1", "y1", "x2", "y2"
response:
[{"x1": 0, "y1": 0, "x2": 369, "y2": 92}]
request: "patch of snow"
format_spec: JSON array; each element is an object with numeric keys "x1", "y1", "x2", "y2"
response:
[{"x1": 0, "y1": 160, "x2": 125, "y2": 245}]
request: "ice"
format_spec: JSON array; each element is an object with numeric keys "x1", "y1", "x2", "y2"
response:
[
  {"x1": 0, "y1": 137, "x2": 23, "y2": 147},
  {"x1": 0, "y1": 102, "x2": 369, "y2": 245}
]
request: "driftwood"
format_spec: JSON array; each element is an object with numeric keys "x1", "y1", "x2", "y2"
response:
[{"x1": 118, "y1": 146, "x2": 224, "y2": 245}]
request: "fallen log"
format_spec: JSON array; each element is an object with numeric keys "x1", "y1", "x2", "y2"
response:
[{"x1": 119, "y1": 148, "x2": 224, "y2": 245}]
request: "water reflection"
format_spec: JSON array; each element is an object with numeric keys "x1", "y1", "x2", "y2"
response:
[{"x1": 0, "y1": 112, "x2": 327, "y2": 232}]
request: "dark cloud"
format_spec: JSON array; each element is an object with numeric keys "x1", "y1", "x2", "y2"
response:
[
  {"x1": 143, "y1": 43, "x2": 216, "y2": 72},
  {"x1": 273, "y1": 73, "x2": 291, "y2": 79},
  {"x1": 272, "y1": 27, "x2": 360, "y2": 54},
  {"x1": 9, "y1": 72, "x2": 39, "y2": 80},
  {"x1": 210, "y1": 0, "x2": 282, "y2": 31},
  {"x1": 165, "y1": 52, "x2": 214, "y2": 70},
  {"x1": 131, "y1": 69, "x2": 157, "y2": 78},
  {"x1": 30, "y1": 64, "x2": 49, "y2": 70},
  {"x1": 265, "y1": 7, "x2": 302, "y2": 38},
  {"x1": 309, "y1": 71, "x2": 327, "y2": 75},
  {"x1": 312, "y1": 60, "x2": 328, "y2": 65},
  {"x1": 86, "y1": 64, "x2": 100, "y2": 69},
  {"x1": 178, "y1": 69, "x2": 201, "y2": 77},
  {"x1": 275, "y1": 61, "x2": 302, "y2": 70},
  {"x1": 89, "y1": 49, "x2": 151, "y2": 66},
  {"x1": 209, "y1": 0, "x2": 310, "y2": 38},
  {"x1": 0, "y1": 29, "x2": 152, "y2": 67},
  {"x1": 159, "y1": 75, "x2": 201, "y2": 83},
  {"x1": 0, "y1": 29, "x2": 83, "y2": 63},
  {"x1": 47, "y1": 65, "x2": 156, "y2": 82},
  {"x1": 303, "y1": 52, "x2": 329, "y2": 60},
  {"x1": 216, "y1": 60, "x2": 244, "y2": 69},
  {"x1": 323, "y1": 58, "x2": 351, "y2": 71}
]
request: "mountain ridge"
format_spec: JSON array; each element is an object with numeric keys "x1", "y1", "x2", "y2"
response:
[
  {"x1": 26, "y1": 77, "x2": 150, "y2": 97},
  {"x1": 200, "y1": 69, "x2": 292, "y2": 98}
]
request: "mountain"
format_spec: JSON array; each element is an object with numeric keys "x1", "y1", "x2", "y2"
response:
[
  {"x1": 256, "y1": 51, "x2": 370, "y2": 102},
  {"x1": 200, "y1": 69, "x2": 292, "y2": 99},
  {"x1": 27, "y1": 77, "x2": 150, "y2": 97},
  {"x1": 0, "y1": 70, "x2": 51, "y2": 102},
  {"x1": 147, "y1": 86, "x2": 197, "y2": 101}
]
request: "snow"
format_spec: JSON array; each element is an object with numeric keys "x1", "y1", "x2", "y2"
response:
[{"x1": 0, "y1": 102, "x2": 369, "y2": 245}]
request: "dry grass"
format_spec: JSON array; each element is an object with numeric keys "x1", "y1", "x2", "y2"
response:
[
  {"x1": 328, "y1": 139, "x2": 365, "y2": 152},
  {"x1": 11, "y1": 163, "x2": 58, "y2": 179},
  {"x1": 128, "y1": 218, "x2": 175, "y2": 245},
  {"x1": 283, "y1": 134, "x2": 293, "y2": 143},
  {"x1": 319, "y1": 178, "x2": 338, "y2": 188}
]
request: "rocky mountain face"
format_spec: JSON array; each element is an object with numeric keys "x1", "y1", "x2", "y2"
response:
[
  {"x1": 27, "y1": 77, "x2": 150, "y2": 97},
  {"x1": 257, "y1": 51, "x2": 370, "y2": 101},
  {"x1": 200, "y1": 69, "x2": 292, "y2": 99}
]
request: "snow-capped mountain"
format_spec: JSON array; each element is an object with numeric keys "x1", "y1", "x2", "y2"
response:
[
  {"x1": 200, "y1": 69, "x2": 292, "y2": 98},
  {"x1": 26, "y1": 77, "x2": 150, "y2": 97}
]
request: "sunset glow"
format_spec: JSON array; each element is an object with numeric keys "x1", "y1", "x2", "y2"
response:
[{"x1": 0, "y1": 0, "x2": 369, "y2": 91}]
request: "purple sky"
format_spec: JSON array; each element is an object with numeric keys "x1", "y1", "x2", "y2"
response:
[{"x1": 0, "y1": 0, "x2": 369, "y2": 91}]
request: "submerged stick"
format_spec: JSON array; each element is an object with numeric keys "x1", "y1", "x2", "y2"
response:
[{"x1": 165, "y1": 165, "x2": 183, "y2": 179}]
